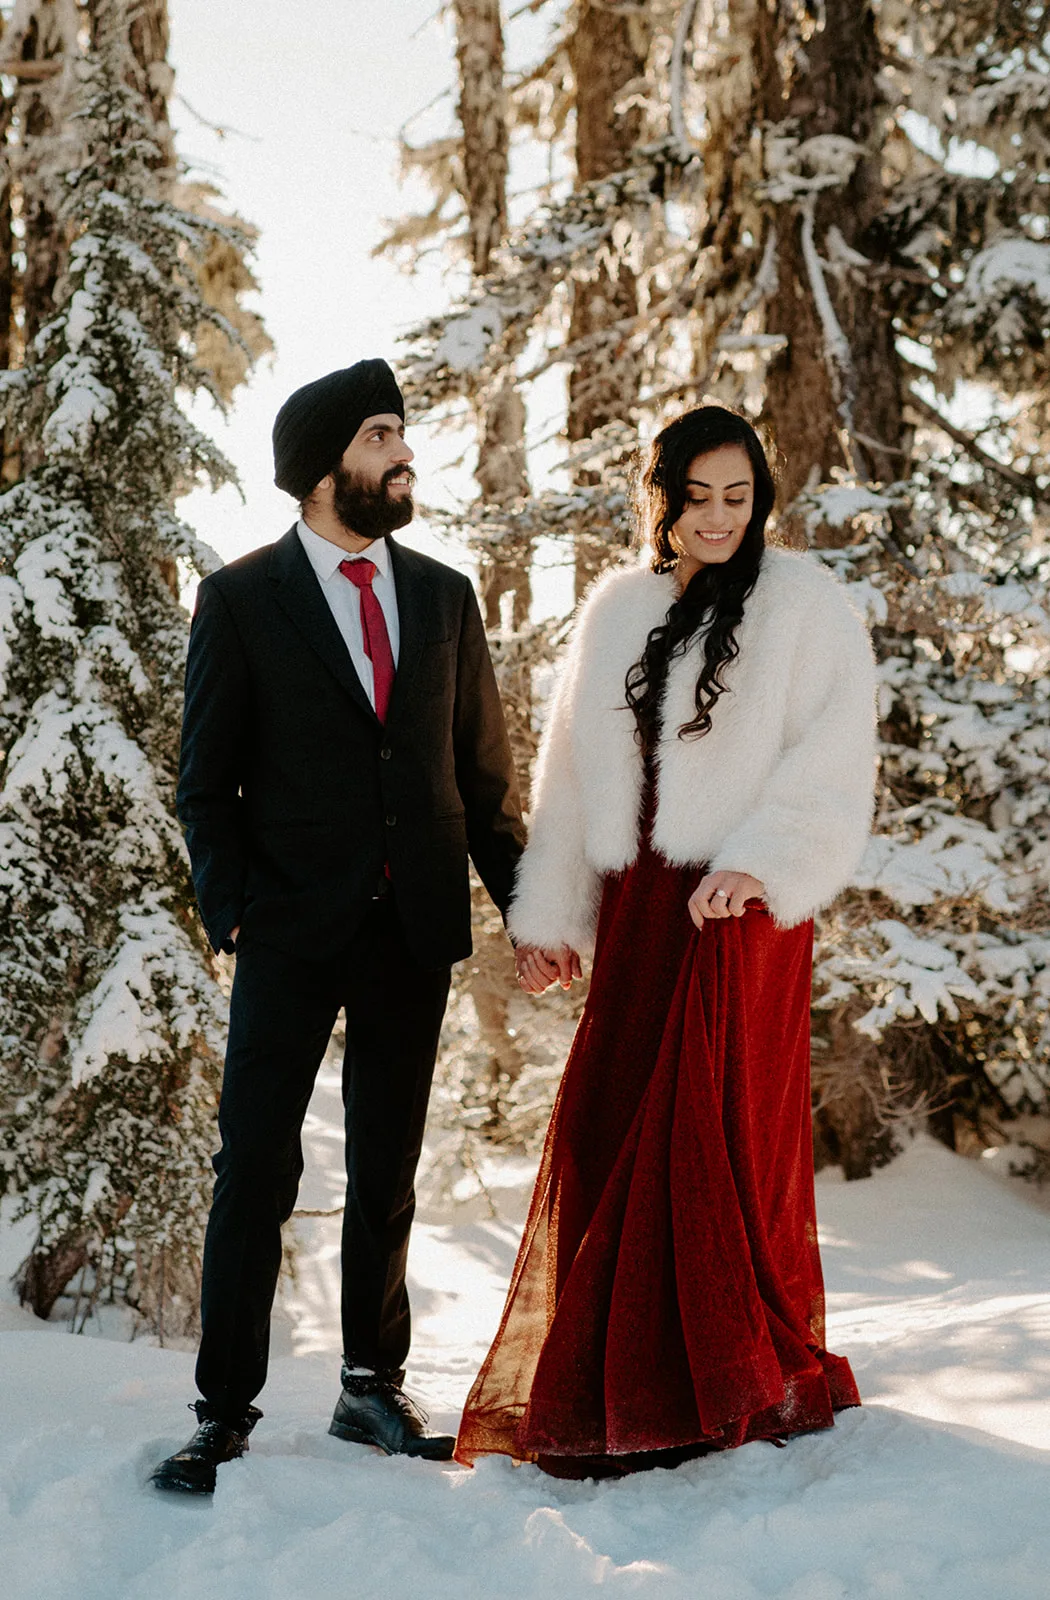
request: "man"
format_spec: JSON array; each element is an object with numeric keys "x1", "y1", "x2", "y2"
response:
[{"x1": 152, "y1": 359, "x2": 525, "y2": 1494}]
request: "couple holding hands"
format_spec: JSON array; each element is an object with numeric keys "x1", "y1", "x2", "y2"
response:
[{"x1": 153, "y1": 357, "x2": 876, "y2": 1494}]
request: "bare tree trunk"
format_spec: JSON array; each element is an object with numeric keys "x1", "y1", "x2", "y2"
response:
[
  {"x1": 90, "y1": 0, "x2": 175, "y2": 167},
  {"x1": 453, "y1": 0, "x2": 531, "y2": 633},
  {"x1": 751, "y1": 1, "x2": 908, "y2": 1168},
  {"x1": 452, "y1": 0, "x2": 531, "y2": 1110},
  {"x1": 568, "y1": 0, "x2": 651, "y2": 597},
  {"x1": 0, "y1": 83, "x2": 15, "y2": 478},
  {"x1": 453, "y1": 0, "x2": 508, "y2": 278},
  {"x1": 18, "y1": 7, "x2": 65, "y2": 349},
  {"x1": 476, "y1": 378, "x2": 530, "y2": 630},
  {"x1": 126, "y1": 0, "x2": 172, "y2": 142},
  {"x1": 0, "y1": 88, "x2": 12, "y2": 368},
  {"x1": 100, "y1": 0, "x2": 180, "y2": 596},
  {"x1": 758, "y1": 0, "x2": 906, "y2": 509},
  {"x1": 17, "y1": 1237, "x2": 89, "y2": 1321}
]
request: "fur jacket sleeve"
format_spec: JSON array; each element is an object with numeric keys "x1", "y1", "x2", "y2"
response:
[{"x1": 508, "y1": 546, "x2": 877, "y2": 952}]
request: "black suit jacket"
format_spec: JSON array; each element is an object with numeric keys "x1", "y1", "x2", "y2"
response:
[{"x1": 176, "y1": 527, "x2": 526, "y2": 969}]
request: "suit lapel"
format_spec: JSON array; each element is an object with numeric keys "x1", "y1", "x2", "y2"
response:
[
  {"x1": 386, "y1": 537, "x2": 433, "y2": 726},
  {"x1": 268, "y1": 526, "x2": 378, "y2": 724}
]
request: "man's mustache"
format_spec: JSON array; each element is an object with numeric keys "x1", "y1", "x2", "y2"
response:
[{"x1": 382, "y1": 466, "x2": 417, "y2": 491}]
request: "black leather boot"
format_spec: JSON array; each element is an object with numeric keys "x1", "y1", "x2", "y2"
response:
[
  {"x1": 328, "y1": 1364, "x2": 454, "y2": 1461},
  {"x1": 150, "y1": 1401, "x2": 263, "y2": 1495}
]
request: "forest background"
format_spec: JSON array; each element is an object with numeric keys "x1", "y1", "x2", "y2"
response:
[{"x1": 0, "y1": 0, "x2": 1047, "y2": 1337}]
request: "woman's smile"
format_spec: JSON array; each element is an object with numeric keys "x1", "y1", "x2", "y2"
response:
[{"x1": 670, "y1": 441, "x2": 755, "y2": 582}]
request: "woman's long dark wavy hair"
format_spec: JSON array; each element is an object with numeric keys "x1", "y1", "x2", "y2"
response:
[{"x1": 625, "y1": 406, "x2": 776, "y2": 757}]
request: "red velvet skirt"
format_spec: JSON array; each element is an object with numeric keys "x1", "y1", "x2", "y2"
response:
[{"x1": 455, "y1": 818, "x2": 859, "y2": 1478}]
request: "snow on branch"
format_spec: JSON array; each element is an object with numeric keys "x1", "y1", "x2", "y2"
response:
[
  {"x1": 857, "y1": 812, "x2": 1013, "y2": 916},
  {"x1": 68, "y1": 895, "x2": 226, "y2": 1089},
  {"x1": 963, "y1": 239, "x2": 1050, "y2": 308},
  {"x1": 399, "y1": 137, "x2": 697, "y2": 412},
  {"x1": 944, "y1": 239, "x2": 1050, "y2": 370},
  {"x1": 13, "y1": 526, "x2": 85, "y2": 644},
  {"x1": 818, "y1": 918, "x2": 984, "y2": 1037},
  {"x1": 798, "y1": 196, "x2": 859, "y2": 450},
  {"x1": 669, "y1": 0, "x2": 700, "y2": 161},
  {"x1": 760, "y1": 129, "x2": 866, "y2": 205},
  {"x1": 899, "y1": 52, "x2": 1050, "y2": 161},
  {"x1": 906, "y1": 387, "x2": 1050, "y2": 507}
]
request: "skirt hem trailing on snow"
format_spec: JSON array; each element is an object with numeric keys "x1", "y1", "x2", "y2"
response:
[{"x1": 457, "y1": 799, "x2": 859, "y2": 1480}]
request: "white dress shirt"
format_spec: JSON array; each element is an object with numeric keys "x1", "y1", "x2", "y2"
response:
[{"x1": 297, "y1": 517, "x2": 401, "y2": 711}]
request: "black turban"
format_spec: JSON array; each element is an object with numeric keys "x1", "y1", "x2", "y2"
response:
[{"x1": 272, "y1": 359, "x2": 405, "y2": 500}]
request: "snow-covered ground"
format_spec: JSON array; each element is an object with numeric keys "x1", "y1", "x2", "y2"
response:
[{"x1": 2, "y1": 1063, "x2": 1049, "y2": 1599}]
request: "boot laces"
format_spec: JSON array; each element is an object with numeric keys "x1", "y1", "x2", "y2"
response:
[{"x1": 378, "y1": 1379, "x2": 429, "y2": 1427}]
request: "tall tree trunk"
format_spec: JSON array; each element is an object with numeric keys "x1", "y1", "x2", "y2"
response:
[
  {"x1": 90, "y1": 0, "x2": 175, "y2": 167},
  {"x1": 758, "y1": 0, "x2": 906, "y2": 509},
  {"x1": 453, "y1": 0, "x2": 532, "y2": 631},
  {"x1": 568, "y1": 0, "x2": 651, "y2": 597},
  {"x1": 0, "y1": 82, "x2": 15, "y2": 478},
  {"x1": 475, "y1": 378, "x2": 530, "y2": 630},
  {"x1": 753, "y1": 0, "x2": 906, "y2": 1163},
  {"x1": 98, "y1": 0, "x2": 180, "y2": 594},
  {"x1": 18, "y1": 7, "x2": 65, "y2": 350},
  {"x1": 125, "y1": 0, "x2": 172, "y2": 143},
  {"x1": 453, "y1": 0, "x2": 508, "y2": 279},
  {"x1": 452, "y1": 0, "x2": 531, "y2": 1110}
]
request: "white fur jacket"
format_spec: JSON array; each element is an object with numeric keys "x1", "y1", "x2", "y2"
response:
[{"x1": 507, "y1": 546, "x2": 878, "y2": 953}]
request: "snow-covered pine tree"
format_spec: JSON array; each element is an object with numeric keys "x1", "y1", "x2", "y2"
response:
[
  {"x1": 394, "y1": 1, "x2": 1050, "y2": 1176},
  {"x1": 0, "y1": 2, "x2": 255, "y2": 1329}
]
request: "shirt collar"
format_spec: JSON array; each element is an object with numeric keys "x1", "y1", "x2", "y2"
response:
[{"x1": 297, "y1": 516, "x2": 392, "y2": 582}]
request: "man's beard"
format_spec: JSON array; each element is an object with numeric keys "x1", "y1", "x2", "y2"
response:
[{"x1": 332, "y1": 463, "x2": 416, "y2": 540}]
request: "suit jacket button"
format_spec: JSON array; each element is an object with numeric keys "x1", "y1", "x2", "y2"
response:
[
  {"x1": 380, "y1": 746, "x2": 392, "y2": 760},
  {"x1": 385, "y1": 813, "x2": 397, "y2": 827}
]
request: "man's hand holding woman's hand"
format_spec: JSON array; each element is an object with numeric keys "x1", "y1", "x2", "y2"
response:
[
  {"x1": 687, "y1": 870, "x2": 765, "y2": 928},
  {"x1": 515, "y1": 943, "x2": 582, "y2": 994}
]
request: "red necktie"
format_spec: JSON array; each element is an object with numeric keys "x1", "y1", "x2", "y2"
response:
[{"x1": 339, "y1": 558, "x2": 395, "y2": 723}]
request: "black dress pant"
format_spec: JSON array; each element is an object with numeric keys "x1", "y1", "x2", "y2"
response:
[{"x1": 195, "y1": 898, "x2": 451, "y2": 1418}]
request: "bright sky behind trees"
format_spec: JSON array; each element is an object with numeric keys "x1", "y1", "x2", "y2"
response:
[{"x1": 169, "y1": 0, "x2": 475, "y2": 572}]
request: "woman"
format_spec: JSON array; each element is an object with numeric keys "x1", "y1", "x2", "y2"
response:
[{"x1": 455, "y1": 406, "x2": 878, "y2": 1478}]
